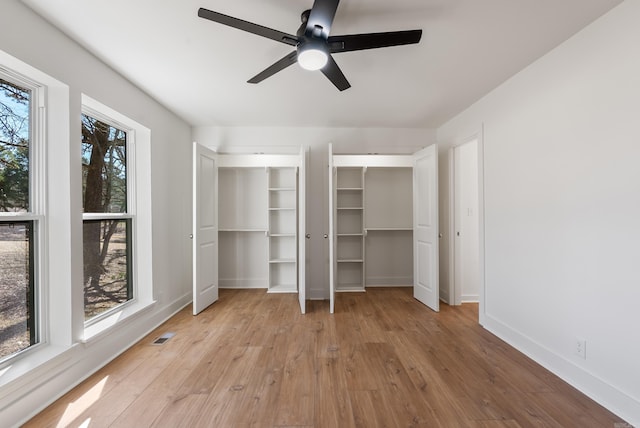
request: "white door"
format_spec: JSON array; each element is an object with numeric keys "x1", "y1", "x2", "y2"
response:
[
  {"x1": 413, "y1": 144, "x2": 439, "y2": 312},
  {"x1": 298, "y1": 147, "x2": 307, "y2": 314},
  {"x1": 193, "y1": 142, "x2": 219, "y2": 315},
  {"x1": 328, "y1": 144, "x2": 336, "y2": 314},
  {"x1": 454, "y1": 139, "x2": 480, "y2": 305}
]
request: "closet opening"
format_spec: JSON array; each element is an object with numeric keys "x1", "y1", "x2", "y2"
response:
[{"x1": 328, "y1": 144, "x2": 439, "y2": 313}]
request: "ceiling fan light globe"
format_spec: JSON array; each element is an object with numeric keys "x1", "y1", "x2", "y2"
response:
[{"x1": 298, "y1": 48, "x2": 328, "y2": 71}]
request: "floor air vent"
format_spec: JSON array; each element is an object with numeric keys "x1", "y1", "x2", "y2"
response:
[{"x1": 152, "y1": 332, "x2": 175, "y2": 345}]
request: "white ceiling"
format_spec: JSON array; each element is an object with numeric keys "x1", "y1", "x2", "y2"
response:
[{"x1": 21, "y1": 0, "x2": 622, "y2": 128}]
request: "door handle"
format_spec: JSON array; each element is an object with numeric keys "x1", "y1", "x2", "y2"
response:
[
  {"x1": 306, "y1": 234, "x2": 311, "y2": 239},
  {"x1": 323, "y1": 234, "x2": 328, "y2": 239}
]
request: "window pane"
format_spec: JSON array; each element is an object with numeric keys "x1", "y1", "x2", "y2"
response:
[
  {"x1": 83, "y1": 219, "x2": 132, "y2": 320},
  {"x1": 81, "y1": 114, "x2": 127, "y2": 213},
  {"x1": 0, "y1": 222, "x2": 35, "y2": 360},
  {"x1": 0, "y1": 79, "x2": 30, "y2": 212}
]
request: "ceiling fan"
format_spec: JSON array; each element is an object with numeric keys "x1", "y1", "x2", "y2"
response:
[{"x1": 197, "y1": 0, "x2": 422, "y2": 91}]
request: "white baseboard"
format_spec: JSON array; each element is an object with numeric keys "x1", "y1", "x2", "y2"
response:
[
  {"x1": 461, "y1": 294, "x2": 479, "y2": 303},
  {"x1": 483, "y1": 313, "x2": 639, "y2": 426},
  {"x1": 219, "y1": 279, "x2": 268, "y2": 289},
  {"x1": 365, "y1": 276, "x2": 412, "y2": 287},
  {"x1": 308, "y1": 287, "x2": 328, "y2": 301}
]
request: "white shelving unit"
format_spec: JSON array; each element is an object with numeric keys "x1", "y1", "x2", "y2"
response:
[
  {"x1": 335, "y1": 168, "x2": 365, "y2": 292},
  {"x1": 268, "y1": 167, "x2": 298, "y2": 293}
]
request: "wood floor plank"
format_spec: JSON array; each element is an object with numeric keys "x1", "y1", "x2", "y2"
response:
[
  {"x1": 359, "y1": 341, "x2": 442, "y2": 426},
  {"x1": 191, "y1": 346, "x2": 264, "y2": 426},
  {"x1": 343, "y1": 343, "x2": 382, "y2": 391},
  {"x1": 25, "y1": 288, "x2": 628, "y2": 428},
  {"x1": 231, "y1": 323, "x2": 291, "y2": 427},
  {"x1": 149, "y1": 393, "x2": 209, "y2": 428},
  {"x1": 272, "y1": 321, "x2": 315, "y2": 427},
  {"x1": 110, "y1": 327, "x2": 215, "y2": 427},
  {"x1": 316, "y1": 357, "x2": 356, "y2": 428},
  {"x1": 349, "y1": 389, "x2": 398, "y2": 428}
]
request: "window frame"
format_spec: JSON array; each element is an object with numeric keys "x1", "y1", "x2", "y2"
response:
[
  {"x1": 0, "y1": 68, "x2": 46, "y2": 363},
  {"x1": 80, "y1": 107, "x2": 136, "y2": 326},
  {"x1": 80, "y1": 94, "x2": 154, "y2": 342}
]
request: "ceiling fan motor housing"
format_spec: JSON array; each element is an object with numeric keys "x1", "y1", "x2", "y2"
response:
[{"x1": 297, "y1": 38, "x2": 329, "y2": 70}]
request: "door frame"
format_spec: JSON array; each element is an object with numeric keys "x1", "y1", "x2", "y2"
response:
[
  {"x1": 447, "y1": 130, "x2": 486, "y2": 324},
  {"x1": 328, "y1": 145, "x2": 439, "y2": 313},
  {"x1": 193, "y1": 149, "x2": 308, "y2": 315}
]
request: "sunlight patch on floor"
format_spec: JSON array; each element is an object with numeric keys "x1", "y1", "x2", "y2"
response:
[{"x1": 57, "y1": 376, "x2": 108, "y2": 427}]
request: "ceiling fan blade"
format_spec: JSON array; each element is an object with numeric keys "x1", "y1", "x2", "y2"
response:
[
  {"x1": 198, "y1": 8, "x2": 299, "y2": 46},
  {"x1": 320, "y1": 55, "x2": 351, "y2": 91},
  {"x1": 247, "y1": 51, "x2": 299, "y2": 84},
  {"x1": 328, "y1": 30, "x2": 422, "y2": 53},
  {"x1": 307, "y1": 0, "x2": 340, "y2": 38}
]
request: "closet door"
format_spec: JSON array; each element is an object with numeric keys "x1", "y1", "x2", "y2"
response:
[
  {"x1": 413, "y1": 144, "x2": 439, "y2": 312},
  {"x1": 328, "y1": 144, "x2": 336, "y2": 314},
  {"x1": 193, "y1": 142, "x2": 219, "y2": 315},
  {"x1": 298, "y1": 147, "x2": 307, "y2": 314}
]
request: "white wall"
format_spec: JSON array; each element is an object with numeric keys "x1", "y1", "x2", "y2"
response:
[
  {"x1": 193, "y1": 126, "x2": 436, "y2": 300},
  {"x1": 438, "y1": 0, "x2": 640, "y2": 424},
  {"x1": 1, "y1": 1, "x2": 193, "y2": 426}
]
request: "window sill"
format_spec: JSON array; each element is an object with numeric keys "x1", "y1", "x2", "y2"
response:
[
  {"x1": 82, "y1": 299, "x2": 157, "y2": 345},
  {"x1": 0, "y1": 343, "x2": 74, "y2": 401}
]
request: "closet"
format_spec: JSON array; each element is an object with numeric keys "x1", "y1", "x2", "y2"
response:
[
  {"x1": 328, "y1": 143, "x2": 439, "y2": 314},
  {"x1": 193, "y1": 144, "x2": 307, "y2": 315}
]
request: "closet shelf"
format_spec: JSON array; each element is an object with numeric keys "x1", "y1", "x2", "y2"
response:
[
  {"x1": 269, "y1": 187, "x2": 296, "y2": 191},
  {"x1": 337, "y1": 187, "x2": 363, "y2": 191},
  {"x1": 269, "y1": 258, "x2": 296, "y2": 264},
  {"x1": 337, "y1": 207, "x2": 363, "y2": 210},
  {"x1": 269, "y1": 207, "x2": 296, "y2": 211},
  {"x1": 337, "y1": 259, "x2": 363, "y2": 263},
  {"x1": 365, "y1": 227, "x2": 413, "y2": 231},
  {"x1": 219, "y1": 228, "x2": 268, "y2": 233},
  {"x1": 336, "y1": 284, "x2": 366, "y2": 292}
]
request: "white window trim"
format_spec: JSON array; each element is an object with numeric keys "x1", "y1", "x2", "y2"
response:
[
  {"x1": 0, "y1": 70, "x2": 45, "y2": 355},
  {"x1": 0, "y1": 49, "x2": 71, "y2": 390},
  {"x1": 80, "y1": 94, "x2": 154, "y2": 343}
]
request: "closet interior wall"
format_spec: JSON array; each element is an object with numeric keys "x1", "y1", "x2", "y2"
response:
[
  {"x1": 332, "y1": 154, "x2": 415, "y2": 291},
  {"x1": 217, "y1": 154, "x2": 300, "y2": 293}
]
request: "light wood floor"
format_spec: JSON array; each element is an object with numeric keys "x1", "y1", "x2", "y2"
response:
[{"x1": 26, "y1": 288, "x2": 625, "y2": 427}]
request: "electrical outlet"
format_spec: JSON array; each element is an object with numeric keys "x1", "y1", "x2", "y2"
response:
[{"x1": 576, "y1": 339, "x2": 587, "y2": 359}]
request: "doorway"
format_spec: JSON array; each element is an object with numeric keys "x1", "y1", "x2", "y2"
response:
[{"x1": 450, "y1": 137, "x2": 480, "y2": 305}]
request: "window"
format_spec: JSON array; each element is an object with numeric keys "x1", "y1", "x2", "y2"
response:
[
  {"x1": 0, "y1": 77, "x2": 38, "y2": 360},
  {"x1": 80, "y1": 94, "x2": 152, "y2": 341},
  {"x1": 81, "y1": 113, "x2": 133, "y2": 321}
]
